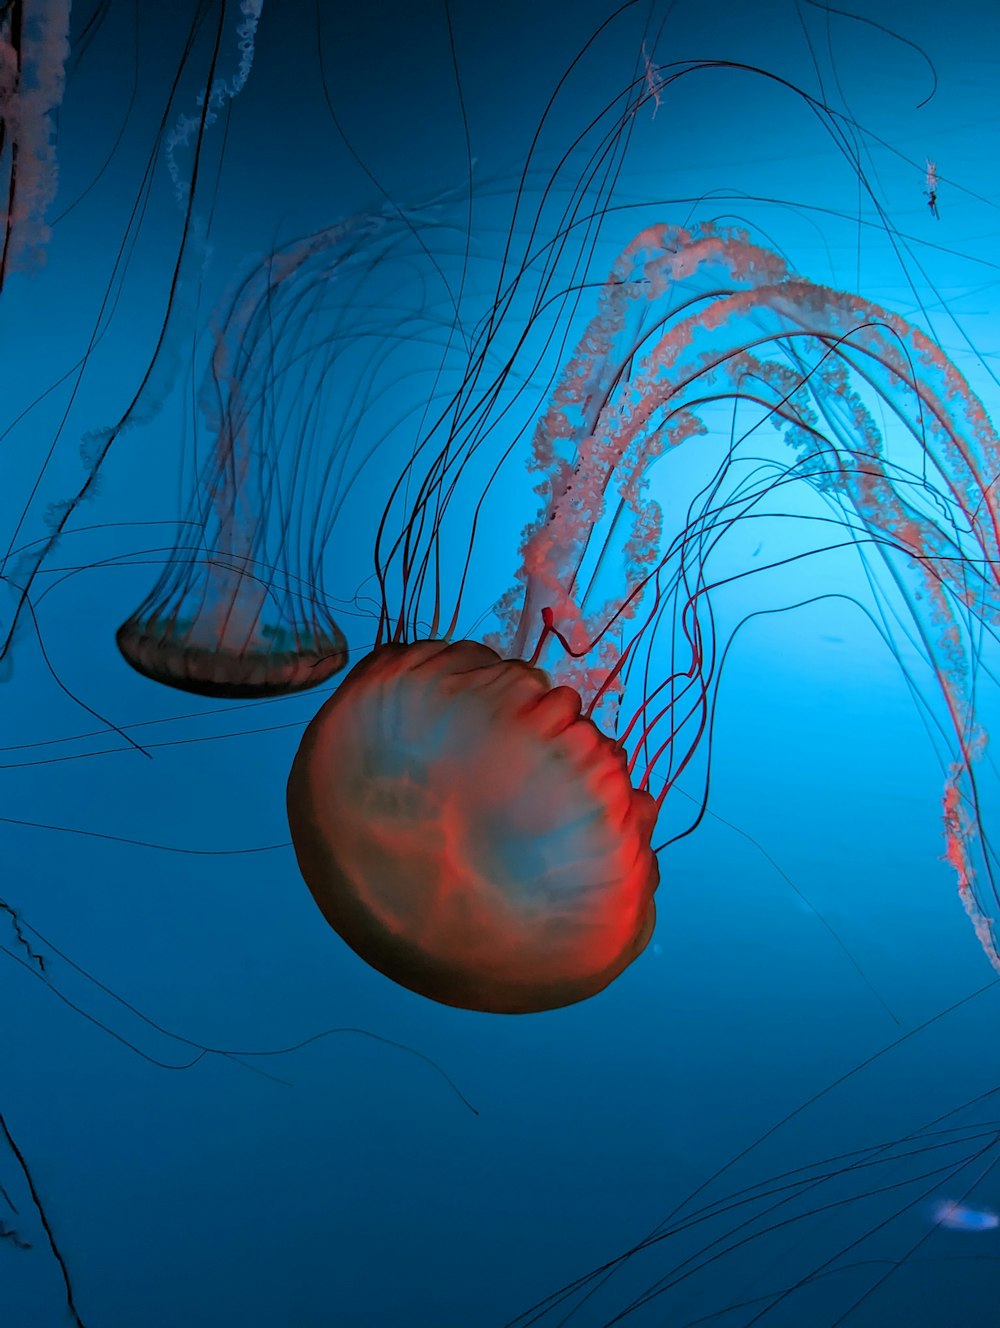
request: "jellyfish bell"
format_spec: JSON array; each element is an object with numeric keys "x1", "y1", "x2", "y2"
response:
[
  {"x1": 115, "y1": 585, "x2": 348, "y2": 699},
  {"x1": 286, "y1": 637, "x2": 659, "y2": 1014}
]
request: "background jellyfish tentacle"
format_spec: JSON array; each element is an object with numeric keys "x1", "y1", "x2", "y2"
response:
[
  {"x1": 164, "y1": 0, "x2": 263, "y2": 211},
  {"x1": 0, "y1": 1099, "x2": 86, "y2": 1328},
  {"x1": 1, "y1": 887, "x2": 478, "y2": 1113},
  {"x1": 0, "y1": 725, "x2": 479, "y2": 1324},
  {"x1": 505, "y1": 977, "x2": 1000, "y2": 1327},
  {"x1": 0, "y1": 0, "x2": 71, "y2": 290}
]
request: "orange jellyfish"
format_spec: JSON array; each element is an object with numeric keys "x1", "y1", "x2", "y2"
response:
[
  {"x1": 287, "y1": 638, "x2": 660, "y2": 1014},
  {"x1": 287, "y1": 218, "x2": 1000, "y2": 1013}
]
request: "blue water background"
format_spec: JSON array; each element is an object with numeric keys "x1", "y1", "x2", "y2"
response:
[{"x1": 1, "y1": 2, "x2": 999, "y2": 1324}]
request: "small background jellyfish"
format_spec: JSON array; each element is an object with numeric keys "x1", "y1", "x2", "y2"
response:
[
  {"x1": 113, "y1": 206, "x2": 447, "y2": 698},
  {"x1": 2, "y1": 1, "x2": 1000, "y2": 1326}
]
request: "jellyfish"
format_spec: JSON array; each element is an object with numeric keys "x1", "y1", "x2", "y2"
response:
[
  {"x1": 113, "y1": 188, "x2": 473, "y2": 699},
  {"x1": 286, "y1": 638, "x2": 661, "y2": 1014},
  {"x1": 286, "y1": 218, "x2": 1000, "y2": 1014},
  {"x1": 106, "y1": 7, "x2": 371, "y2": 699},
  {"x1": 115, "y1": 218, "x2": 369, "y2": 697}
]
